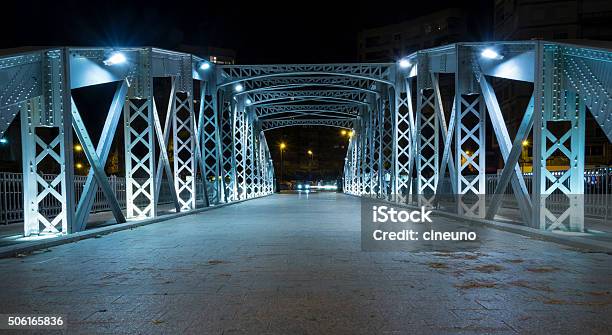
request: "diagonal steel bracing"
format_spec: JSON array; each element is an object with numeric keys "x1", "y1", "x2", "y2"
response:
[{"x1": 74, "y1": 80, "x2": 129, "y2": 231}]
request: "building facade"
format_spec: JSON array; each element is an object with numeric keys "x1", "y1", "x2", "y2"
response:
[{"x1": 357, "y1": 8, "x2": 469, "y2": 62}]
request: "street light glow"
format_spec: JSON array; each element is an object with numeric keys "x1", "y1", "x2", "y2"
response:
[
  {"x1": 103, "y1": 52, "x2": 127, "y2": 66},
  {"x1": 200, "y1": 61, "x2": 211, "y2": 70},
  {"x1": 74, "y1": 144, "x2": 82, "y2": 152},
  {"x1": 340, "y1": 130, "x2": 347, "y2": 136},
  {"x1": 246, "y1": 98, "x2": 252, "y2": 105},
  {"x1": 234, "y1": 83, "x2": 244, "y2": 92},
  {"x1": 481, "y1": 48, "x2": 501, "y2": 60},
  {"x1": 0, "y1": 138, "x2": 7, "y2": 144},
  {"x1": 522, "y1": 140, "x2": 529, "y2": 147},
  {"x1": 307, "y1": 150, "x2": 313, "y2": 155},
  {"x1": 75, "y1": 163, "x2": 83, "y2": 169},
  {"x1": 280, "y1": 142, "x2": 286, "y2": 150},
  {"x1": 399, "y1": 59, "x2": 411, "y2": 68}
]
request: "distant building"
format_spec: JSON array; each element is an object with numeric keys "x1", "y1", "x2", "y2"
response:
[
  {"x1": 494, "y1": 0, "x2": 612, "y2": 41},
  {"x1": 178, "y1": 45, "x2": 236, "y2": 64},
  {"x1": 357, "y1": 8, "x2": 469, "y2": 62},
  {"x1": 494, "y1": 0, "x2": 612, "y2": 168}
]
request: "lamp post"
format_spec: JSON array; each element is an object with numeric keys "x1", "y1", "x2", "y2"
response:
[
  {"x1": 307, "y1": 150, "x2": 313, "y2": 181},
  {"x1": 280, "y1": 142, "x2": 286, "y2": 186}
]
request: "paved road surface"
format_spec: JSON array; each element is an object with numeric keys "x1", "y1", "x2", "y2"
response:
[{"x1": 0, "y1": 193, "x2": 610, "y2": 334}]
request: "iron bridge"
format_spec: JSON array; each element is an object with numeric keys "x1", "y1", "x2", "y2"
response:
[{"x1": 0, "y1": 41, "x2": 610, "y2": 236}]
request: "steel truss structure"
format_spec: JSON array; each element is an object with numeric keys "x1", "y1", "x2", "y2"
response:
[{"x1": 0, "y1": 40, "x2": 610, "y2": 237}]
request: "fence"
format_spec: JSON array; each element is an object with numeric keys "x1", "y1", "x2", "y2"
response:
[
  {"x1": 2, "y1": 169, "x2": 610, "y2": 225},
  {"x1": 0, "y1": 173, "x2": 218, "y2": 225},
  {"x1": 435, "y1": 167, "x2": 612, "y2": 221}
]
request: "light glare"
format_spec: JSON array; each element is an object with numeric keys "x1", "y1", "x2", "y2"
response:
[
  {"x1": 103, "y1": 52, "x2": 127, "y2": 66},
  {"x1": 481, "y1": 48, "x2": 500, "y2": 59},
  {"x1": 399, "y1": 59, "x2": 411, "y2": 68},
  {"x1": 234, "y1": 83, "x2": 244, "y2": 92}
]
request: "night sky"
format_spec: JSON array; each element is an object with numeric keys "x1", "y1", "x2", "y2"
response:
[
  {"x1": 3, "y1": 0, "x2": 492, "y2": 63},
  {"x1": 1, "y1": 1, "x2": 494, "y2": 180}
]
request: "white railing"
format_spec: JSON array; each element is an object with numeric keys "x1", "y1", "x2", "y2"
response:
[{"x1": 0, "y1": 173, "x2": 218, "y2": 225}]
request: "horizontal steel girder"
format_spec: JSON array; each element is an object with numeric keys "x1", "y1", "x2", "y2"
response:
[
  {"x1": 217, "y1": 64, "x2": 394, "y2": 86},
  {"x1": 243, "y1": 76, "x2": 377, "y2": 91},
  {"x1": 246, "y1": 90, "x2": 369, "y2": 105},
  {"x1": 261, "y1": 118, "x2": 355, "y2": 131},
  {"x1": 255, "y1": 104, "x2": 360, "y2": 118}
]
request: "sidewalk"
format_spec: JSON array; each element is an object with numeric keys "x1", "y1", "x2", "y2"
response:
[{"x1": 0, "y1": 201, "x2": 207, "y2": 249}]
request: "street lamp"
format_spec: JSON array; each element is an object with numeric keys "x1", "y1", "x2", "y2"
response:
[
  {"x1": 399, "y1": 58, "x2": 411, "y2": 69},
  {"x1": 307, "y1": 150, "x2": 314, "y2": 182},
  {"x1": 199, "y1": 61, "x2": 211, "y2": 70},
  {"x1": 279, "y1": 142, "x2": 286, "y2": 186}
]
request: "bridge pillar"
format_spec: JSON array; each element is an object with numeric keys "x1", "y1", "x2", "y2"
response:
[
  {"x1": 233, "y1": 98, "x2": 247, "y2": 200},
  {"x1": 364, "y1": 102, "x2": 380, "y2": 195},
  {"x1": 124, "y1": 48, "x2": 156, "y2": 219},
  {"x1": 416, "y1": 54, "x2": 438, "y2": 207},
  {"x1": 532, "y1": 44, "x2": 586, "y2": 231},
  {"x1": 124, "y1": 98, "x2": 156, "y2": 219},
  {"x1": 219, "y1": 92, "x2": 236, "y2": 202},
  {"x1": 244, "y1": 110, "x2": 255, "y2": 199},
  {"x1": 351, "y1": 118, "x2": 362, "y2": 195},
  {"x1": 20, "y1": 49, "x2": 75, "y2": 236},
  {"x1": 380, "y1": 88, "x2": 395, "y2": 199},
  {"x1": 172, "y1": 76, "x2": 196, "y2": 211},
  {"x1": 455, "y1": 47, "x2": 486, "y2": 218},
  {"x1": 394, "y1": 76, "x2": 415, "y2": 203},
  {"x1": 199, "y1": 82, "x2": 222, "y2": 204}
]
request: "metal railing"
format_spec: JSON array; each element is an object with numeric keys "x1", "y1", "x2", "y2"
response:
[
  {"x1": 434, "y1": 168, "x2": 612, "y2": 221},
  {"x1": 0, "y1": 173, "x2": 217, "y2": 225}
]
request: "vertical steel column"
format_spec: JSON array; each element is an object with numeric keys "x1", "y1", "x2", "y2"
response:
[
  {"x1": 360, "y1": 107, "x2": 371, "y2": 195},
  {"x1": 244, "y1": 110, "x2": 255, "y2": 199},
  {"x1": 124, "y1": 49, "x2": 156, "y2": 219},
  {"x1": 380, "y1": 89, "x2": 395, "y2": 198},
  {"x1": 352, "y1": 118, "x2": 362, "y2": 195},
  {"x1": 261, "y1": 135, "x2": 274, "y2": 194},
  {"x1": 532, "y1": 43, "x2": 585, "y2": 231},
  {"x1": 394, "y1": 76, "x2": 414, "y2": 203},
  {"x1": 343, "y1": 140, "x2": 350, "y2": 193},
  {"x1": 20, "y1": 49, "x2": 75, "y2": 236},
  {"x1": 200, "y1": 81, "x2": 222, "y2": 204},
  {"x1": 172, "y1": 75, "x2": 196, "y2": 211},
  {"x1": 233, "y1": 98, "x2": 247, "y2": 200},
  {"x1": 455, "y1": 48, "x2": 486, "y2": 217},
  {"x1": 416, "y1": 54, "x2": 438, "y2": 203},
  {"x1": 219, "y1": 91, "x2": 236, "y2": 202},
  {"x1": 371, "y1": 97, "x2": 381, "y2": 195}
]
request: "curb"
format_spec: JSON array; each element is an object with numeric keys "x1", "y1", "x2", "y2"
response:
[{"x1": 0, "y1": 195, "x2": 271, "y2": 259}]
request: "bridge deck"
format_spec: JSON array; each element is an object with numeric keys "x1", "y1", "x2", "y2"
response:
[{"x1": 0, "y1": 193, "x2": 610, "y2": 333}]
